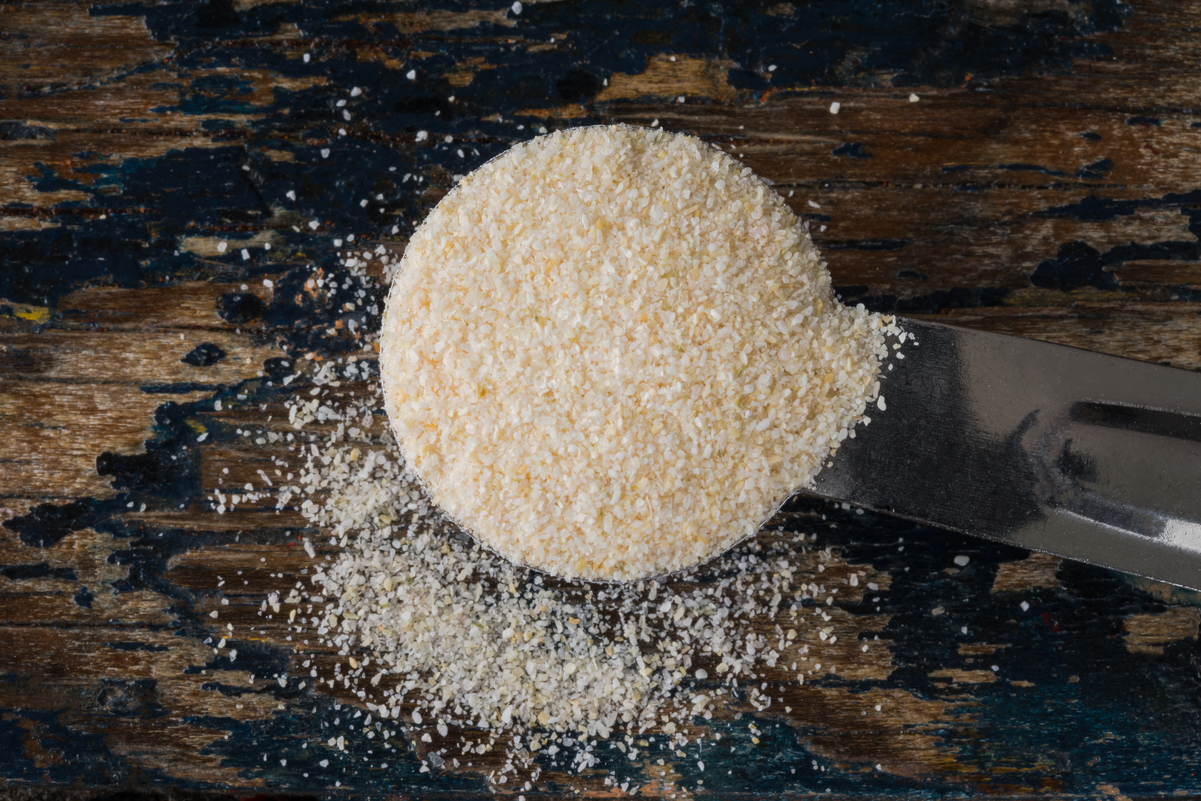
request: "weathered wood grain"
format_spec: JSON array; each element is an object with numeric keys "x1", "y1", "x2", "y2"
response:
[{"x1": 4, "y1": 0, "x2": 1201, "y2": 797}]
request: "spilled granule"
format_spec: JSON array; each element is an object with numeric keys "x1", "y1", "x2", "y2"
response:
[
  {"x1": 294, "y1": 400, "x2": 797, "y2": 733},
  {"x1": 380, "y1": 125, "x2": 898, "y2": 581},
  {"x1": 264, "y1": 278, "x2": 888, "y2": 790},
  {"x1": 279, "y1": 360, "x2": 874, "y2": 781},
  {"x1": 216, "y1": 123, "x2": 903, "y2": 787}
]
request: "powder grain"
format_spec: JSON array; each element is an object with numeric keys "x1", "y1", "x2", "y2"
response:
[{"x1": 381, "y1": 124, "x2": 894, "y2": 581}]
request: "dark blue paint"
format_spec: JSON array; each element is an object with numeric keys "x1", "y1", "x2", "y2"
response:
[
  {"x1": 1031, "y1": 241, "x2": 1120, "y2": 291},
  {"x1": 832, "y1": 142, "x2": 872, "y2": 159},
  {"x1": 139, "y1": 382, "x2": 226, "y2": 394},
  {"x1": 0, "y1": 564, "x2": 77, "y2": 581},
  {"x1": 825, "y1": 238, "x2": 908, "y2": 251},
  {"x1": 185, "y1": 640, "x2": 290, "y2": 682},
  {"x1": 186, "y1": 699, "x2": 474, "y2": 793},
  {"x1": 105, "y1": 642, "x2": 170, "y2": 652},
  {"x1": 181, "y1": 343, "x2": 227, "y2": 367},
  {"x1": 835, "y1": 285, "x2": 1011, "y2": 315},
  {"x1": 1028, "y1": 190, "x2": 1201, "y2": 297},
  {"x1": 95, "y1": 403, "x2": 202, "y2": 503},
  {"x1": 0, "y1": 121, "x2": 55, "y2": 140},
  {"x1": 92, "y1": 0, "x2": 1128, "y2": 97},
  {"x1": 216, "y1": 292, "x2": 267, "y2": 324},
  {"x1": 1038, "y1": 189, "x2": 1201, "y2": 230},
  {"x1": 95, "y1": 678, "x2": 168, "y2": 719},
  {"x1": 5, "y1": 499, "x2": 102, "y2": 548},
  {"x1": 1075, "y1": 157, "x2": 1114, "y2": 179},
  {"x1": 0, "y1": 0, "x2": 1146, "y2": 323},
  {"x1": 0, "y1": 707, "x2": 125, "y2": 785},
  {"x1": 74, "y1": 586, "x2": 95, "y2": 608},
  {"x1": 996, "y1": 163, "x2": 1073, "y2": 177}
]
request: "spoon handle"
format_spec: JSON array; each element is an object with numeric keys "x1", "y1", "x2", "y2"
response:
[{"x1": 806, "y1": 318, "x2": 1201, "y2": 590}]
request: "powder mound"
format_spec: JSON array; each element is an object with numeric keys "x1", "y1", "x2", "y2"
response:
[{"x1": 381, "y1": 124, "x2": 893, "y2": 581}]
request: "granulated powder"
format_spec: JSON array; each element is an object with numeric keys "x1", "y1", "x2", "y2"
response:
[
  {"x1": 206, "y1": 123, "x2": 904, "y2": 791},
  {"x1": 278, "y1": 359, "x2": 883, "y2": 782},
  {"x1": 381, "y1": 125, "x2": 897, "y2": 580}
]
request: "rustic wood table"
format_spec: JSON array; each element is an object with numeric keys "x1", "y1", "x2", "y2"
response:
[{"x1": 4, "y1": 0, "x2": 1201, "y2": 797}]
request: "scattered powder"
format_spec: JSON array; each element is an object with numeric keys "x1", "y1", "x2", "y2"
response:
[
  {"x1": 200, "y1": 123, "x2": 905, "y2": 788},
  {"x1": 380, "y1": 125, "x2": 898, "y2": 581},
  {"x1": 287, "y1": 403, "x2": 849, "y2": 739},
  {"x1": 267, "y1": 336, "x2": 879, "y2": 780}
]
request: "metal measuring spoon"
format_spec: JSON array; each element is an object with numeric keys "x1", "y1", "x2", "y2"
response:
[{"x1": 806, "y1": 319, "x2": 1201, "y2": 591}]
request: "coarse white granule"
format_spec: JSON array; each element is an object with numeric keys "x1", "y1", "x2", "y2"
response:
[
  {"x1": 253, "y1": 248, "x2": 887, "y2": 786},
  {"x1": 280, "y1": 364, "x2": 862, "y2": 744},
  {"x1": 380, "y1": 125, "x2": 897, "y2": 581}
]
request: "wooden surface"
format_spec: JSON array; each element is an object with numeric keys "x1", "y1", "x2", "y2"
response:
[{"x1": 4, "y1": 0, "x2": 1201, "y2": 797}]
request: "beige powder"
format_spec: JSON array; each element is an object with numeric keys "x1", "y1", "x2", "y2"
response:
[{"x1": 381, "y1": 124, "x2": 894, "y2": 581}]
